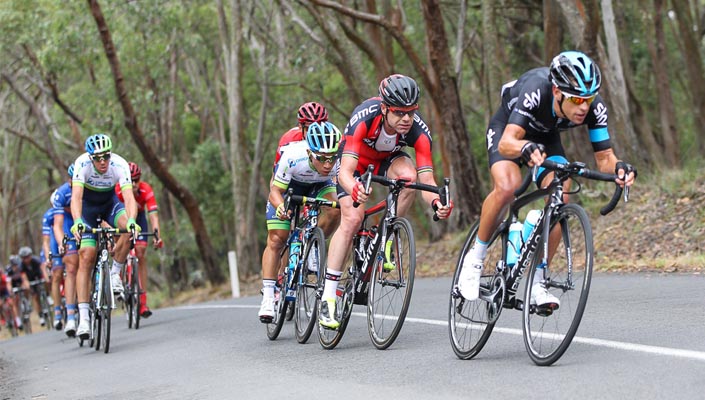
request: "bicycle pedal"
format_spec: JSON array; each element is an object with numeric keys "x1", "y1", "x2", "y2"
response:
[{"x1": 259, "y1": 316, "x2": 273, "y2": 324}]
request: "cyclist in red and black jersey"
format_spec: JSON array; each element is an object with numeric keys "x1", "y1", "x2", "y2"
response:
[
  {"x1": 318, "y1": 74, "x2": 453, "y2": 329},
  {"x1": 115, "y1": 162, "x2": 163, "y2": 318}
]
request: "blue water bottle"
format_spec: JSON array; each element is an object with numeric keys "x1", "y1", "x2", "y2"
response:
[
  {"x1": 506, "y1": 222, "x2": 523, "y2": 267},
  {"x1": 522, "y1": 209, "x2": 543, "y2": 244}
]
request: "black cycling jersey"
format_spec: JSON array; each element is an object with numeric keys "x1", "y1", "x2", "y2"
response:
[
  {"x1": 486, "y1": 67, "x2": 613, "y2": 167},
  {"x1": 21, "y1": 257, "x2": 43, "y2": 282}
]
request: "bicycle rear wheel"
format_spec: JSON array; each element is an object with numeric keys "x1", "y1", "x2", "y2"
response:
[
  {"x1": 295, "y1": 227, "x2": 325, "y2": 344},
  {"x1": 367, "y1": 217, "x2": 415, "y2": 350},
  {"x1": 318, "y1": 262, "x2": 354, "y2": 350},
  {"x1": 449, "y1": 221, "x2": 505, "y2": 360},
  {"x1": 523, "y1": 203, "x2": 593, "y2": 366}
]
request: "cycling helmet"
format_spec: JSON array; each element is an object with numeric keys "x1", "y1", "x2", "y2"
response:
[
  {"x1": 378, "y1": 74, "x2": 420, "y2": 107},
  {"x1": 128, "y1": 161, "x2": 142, "y2": 181},
  {"x1": 67, "y1": 163, "x2": 74, "y2": 178},
  {"x1": 297, "y1": 102, "x2": 329, "y2": 124},
  {"x1": 306, "y1": 121, "x2": 341, "y2": 154},
  {"x1": 18, "y1": 246, "x2": 32, "y2": 258},
  {"x1": 9, "y1": 255, "x2": 21, "y2": 266},
  {"x1": 84, "y1": 133, "x2": 113, "y2": 155},
  {"x1": 549, "y1": 51, "x2": 601, "y2": 97}
]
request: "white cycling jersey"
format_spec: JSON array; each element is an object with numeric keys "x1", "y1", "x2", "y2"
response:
[
  {"x1": 272, "y1": 141, "x2": 338, "y2": 189},
  {"x1": 72, "y1": 152, "x2": 132, "y2": 194}
]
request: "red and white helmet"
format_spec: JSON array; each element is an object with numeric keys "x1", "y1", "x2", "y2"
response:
[
  {"x1": 128, "y1": 161, "x2": 142, "y2": 181},
  {"x1": 297, "y1": 102, "x2": 328, "y2": 124}
]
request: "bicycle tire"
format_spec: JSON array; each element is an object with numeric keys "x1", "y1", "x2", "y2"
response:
[
  {"x1": 101, "y1": 267, "x2": 112, "y2": 354},
  {"x1": 522, "y1": 203, "x2": 593, "y2": 366},
  {"x1": 124, "y1": 263, "x2": 134, "y2": 329},
  {"x1": 294, "y1": 227, "x2": 326, "y2": 344},
  {"x1": 317, "y1": 263, "x2": 354, "y2": 350},
  {"x1": 449, "y1": 221, "x2": 504, "y2": 360},
  {"x1": 133, "y1": 260, "x2": 141, "y2": 330},
  {"x1": 367, "y1": 217, "x2": 416, "y2": 350},
  {"x1": 40, "y1": 289, "x2": 52, "y2": 331},
  {"x1": 265, "y1": 267, "x2": 290, "y2": 340}
]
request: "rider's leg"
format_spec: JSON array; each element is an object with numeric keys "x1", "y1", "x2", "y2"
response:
[
  {"x1": 318, "y1": 191, "x2": 341, "y2": 238},
  {"x1": 51, "y1": 266, "x2": 63, "y2": 327},
  {"x1": 76, "y1": 245, "x2": 97, "y2": 333},
  {"x1": 383, "y1": 156, "x2": 418, "y2": 217}
]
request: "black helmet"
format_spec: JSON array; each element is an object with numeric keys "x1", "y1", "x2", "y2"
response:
[
  {"x1": 378, "y1": 74, "x2": 420, "y2": 107},
  {"x1": 549, "y1": 51, "x2": 601, "y2": 97}
]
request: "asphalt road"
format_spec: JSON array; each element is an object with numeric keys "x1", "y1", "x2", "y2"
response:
[{"x1": 1, "y1": 273, "x2": 704, "y2": 400}]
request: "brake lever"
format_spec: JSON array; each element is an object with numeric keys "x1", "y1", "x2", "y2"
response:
[
  {"x1": 624, "y1": 186, "x2": 630, "y2": 203},
  {"x1": 531, "y1": 165, "x2": 539, "y2": 182}
]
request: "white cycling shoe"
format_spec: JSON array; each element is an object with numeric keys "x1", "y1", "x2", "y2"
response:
[
  {"x1": 110, "y1": 273, "x2": 124, "y2": 295},
  {"x1": 457, "y1": 257, "x2": 483, "y2": 301},
  {"x1": 77, "y1": 319, "x2": 91, "y2": 340},
  {"x1": 258, "y1": 297, "x2": 275, "y2": 323},
  {"x1": 530, "y1": 283, "x2": 560, "y2": 309}
]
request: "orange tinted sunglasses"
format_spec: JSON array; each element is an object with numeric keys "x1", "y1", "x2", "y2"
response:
[{"x1": 562, "y1": 92, "x2": 596, "y2": 106}]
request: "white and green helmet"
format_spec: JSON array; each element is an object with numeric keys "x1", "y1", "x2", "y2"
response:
[{"x1": 306, "y1": 121, "x2": 341, "y2": 154}]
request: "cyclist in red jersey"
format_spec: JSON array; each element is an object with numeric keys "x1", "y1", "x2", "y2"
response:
[
  {"x1": 115, "y1": 162, "x2": 163, "y2": 318},
  {"x1": 318, "y1": 74, "x2": 454, "y2": 329}
]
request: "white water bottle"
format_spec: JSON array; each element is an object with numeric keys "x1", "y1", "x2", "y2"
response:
[
  {"x1": 506, "y1": 222, "x2": 523, "y2": 267},
  {"x1": 522, "y1": 209, "x2": 543, "y2": 243}
]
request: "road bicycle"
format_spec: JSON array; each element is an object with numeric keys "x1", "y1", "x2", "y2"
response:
[
  {"x1": 122, "y1": 230, "x2": 159, "y2": 330},
  {"x1": 29, "y1": 279, "x2": 52, "y2": 331},
  {"x1": 319, "y1": 165, "x2": 450, "y2": 350},
  {"x1": 12, "y1": 287, "x2": 33, "y2": 334},
  {"x1": 76, "y1": 223, "x2": 132, "y2": 353},
  {"x1": 265, "y1": 190, "x2": 339, "y2": 343},
  {"x1": 449, "y1": 159, "x2": 628, "y2": 365}
]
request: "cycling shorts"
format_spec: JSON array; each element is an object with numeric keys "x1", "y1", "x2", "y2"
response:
[
  {"x1": 266, "y1": 179, "x2": 336, "y2": 231},
  {"x1": 79, "y1": 194, "x2": 126, "y2": 247},
  {"x1": 134, "y1": 211, "x2": 149, "y2": 246}
]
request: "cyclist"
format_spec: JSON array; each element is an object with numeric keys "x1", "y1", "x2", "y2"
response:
[
  {"x1": 258, "y1": 121, "x2": 342, "y2": 322},
  {"x1": 70, "y1": 133, "x2": 140, "y2": 340},
  {"x1": 18, "y1": 246, "x2": 50, "y2": 327},
  {"x1": 457, "y1": 51, "x2": 637, "y2": 309},
  {"x1": 318, "y1": 74, "x2": 453, "y2": 329},
  {"x1": 42, "y1": 205, "x2": 65, "y2": 330},
  {"x1": 6, "y1": 255, "x2": 28, "y2": 329},
  {"x1": 115, "y1": 161, "x2": 164, "y2": 318},
  {"x1": 52, "y1": 163, "x2": 80, "y2": 336}
]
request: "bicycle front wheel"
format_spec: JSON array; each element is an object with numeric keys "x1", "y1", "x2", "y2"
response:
[
  {"x1": 133, "y1": 262, "x2": 141, "y2": 330},
  {"x1": 367, "y1": 217, "x2": 415, "y2": 350},
  {"x1": 449, "y1": 221, "x2": 505, "y2": 360},
  {"x1": 100, "y1": 267, "x2": 112, "y2": 354},
  {"x1": 295, "y1": 227, "x2": 325, "y2": 344},
  {"x1": 523, "y1": 203, "x2": 593, "y2": 366},
  {"x1": 266, "y1": 283, "x2": 289, "y2": 341}
]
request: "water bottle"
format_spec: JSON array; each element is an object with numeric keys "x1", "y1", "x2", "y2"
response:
[
  {"x1": 506, "y1": 222, "x2": 523, "y2": 267},
  {"x1": 522, "y1": 209, "x2": 543, "y2": 244},
  {"x1": 287, "y1": 240, "x2": 301, "y2": 300}
]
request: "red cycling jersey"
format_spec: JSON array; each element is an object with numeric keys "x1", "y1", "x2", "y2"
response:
[
  {"x1": 115, "y1": 181, "x2": 159, "y2": 213},
  {"x1": 273, "y1": 126, "x2": 305, "y2": 167},
  {"x1": 342, "y1": 97, "x2": 434, "y2": 175}
]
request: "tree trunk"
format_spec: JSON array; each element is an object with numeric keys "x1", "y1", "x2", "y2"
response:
[
  {"x1": 87, "y1": 0, "x2": 226, "y2": 285},
  {"x1": 646, "y1": 0, "x2": 679, "y2": 165},
  {"x1": 543, "y1": 0, "x2": 563, "y2": 63},
  {"x1": 670, "y1": 0, "x2": 705, "y2": 154}
]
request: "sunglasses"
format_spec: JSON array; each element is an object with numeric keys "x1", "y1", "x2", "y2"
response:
[
  {"x1": 312, "y1": 153, "x2": 337, "y2": 164},
  {"x1": 91, "y1": 153, "x2": 111, "y2": 162},
  {"x1": 562, "y1": 92, "x2": 596, "y2": 106},
  {"x1": 388, "y1": 106, "x2": 418, "y2": 118}
]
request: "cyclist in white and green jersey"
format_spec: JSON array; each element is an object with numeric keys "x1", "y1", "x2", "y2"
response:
[{"x1": 69, "y1": 133, "x2": 140, "y2": 340}]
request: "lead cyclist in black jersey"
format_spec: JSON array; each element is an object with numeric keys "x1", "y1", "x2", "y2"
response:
[{"x1": 458, "y1": 51, "x2": 637, "y2": 308}]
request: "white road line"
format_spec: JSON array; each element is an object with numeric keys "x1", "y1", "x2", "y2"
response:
[{"x1": 169, "y1": 305, "x2": 705, "y2": 362}]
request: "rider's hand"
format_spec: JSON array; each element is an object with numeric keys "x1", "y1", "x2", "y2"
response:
[
  {"x1": 351, "y1": 182, "x2": 370, "y2": 204},
  {"x1": 275, "y1": 203, "x2": 290, "y2": 220},
  {"x1": 520, "y1": 141, "x2": 545, "y2": 167},
  {"x1": 127, "y1": 218, "x2": 141, "y2": 234},
  {"x1": 432, "y1": 198, "x2": 454, "y2": 220},
  {"x1": 70, "y1": 218, "x2": 85, "y2": 241},
  {"x1": 153, "y1": 236, "x2": 164, "y2": 249},
  {"x1": 615, "y1": 161, "x2": 637, "y2": 188}
]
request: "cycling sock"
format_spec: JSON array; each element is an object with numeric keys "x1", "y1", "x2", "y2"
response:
[
  {"x1": 54, "y1": 306, "x2": 62, "y2": 317},
  {"x1": 111, "y1": 260, "x2": 125, "y2": 275},
  {"x1": 468, "y1": 237, "x2": 489, "y2": 261},
  {"x1": 140, "y1": 292, "x2": 147, "y2": 305},
  {"x1": 262, "y1": 279, "x2": 276, "y2": 299},
  {"x1": 66, "y1": 304, "x2": 77, "y2": 320},
  {"x1": 322, "y1": 269, "x2": 342, "y2": 301},
  {"x1": 78, "y1": 302, "x2": 90, "y2": 321}
]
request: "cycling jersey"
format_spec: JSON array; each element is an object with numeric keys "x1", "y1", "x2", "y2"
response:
[
  {"x1": 486, "y1": 67, "x2": 612, "y2": 168},
  {"x1": 273, "y1": 127, "x2": 304, "y2": 167},
  {"x1": 72, "y1": 152, "x2": 132, "y2": 204},
  {"x1": 42, "y1": 207, "x2": 64, "y2": 269},
  {"x1": 50, "y1": 182, "x2": 77, "y2": 254},
  {"x1": 22, "y1": 257, "x2": 43, "y2": 282},
  {"x1": 272, "y1": 141, "x2": 338, "y2": 190},
  {"x1": 115, "y1": 181, "x2": 159, "y2": 213},
  {"x1": 341, "y1": 97, "x2": 434, "y2": 175}
]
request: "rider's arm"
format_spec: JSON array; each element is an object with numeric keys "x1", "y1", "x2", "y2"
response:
[
  {"x1": 498, "y1": 123, "x2": 529, "y2": 159},
  {"x1": 593, "y1": 148, "x2": 619, "y2": 174},
  {"x1": 338, "y1": 155, "x2": 361, "y2": 196},
  {"x1": 70, "y1": 184, "x2": 84, "y2": 223},
  {"x1": 53, "y1": 213, "x2": 65, "y2": 252},
  {"x1": 41, "y1": 234, "x2": 51, "y2": 267},
  {"x1": 268, "y1": 183, "x2": 287, "y2": 209},
  {"x1": 121, "y1": 186, "x2": 139, "y2": 221}
]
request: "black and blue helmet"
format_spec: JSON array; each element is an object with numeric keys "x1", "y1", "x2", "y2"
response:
[{"x1": 549, "y1": 51, "x2": 601, "y2": 97}]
